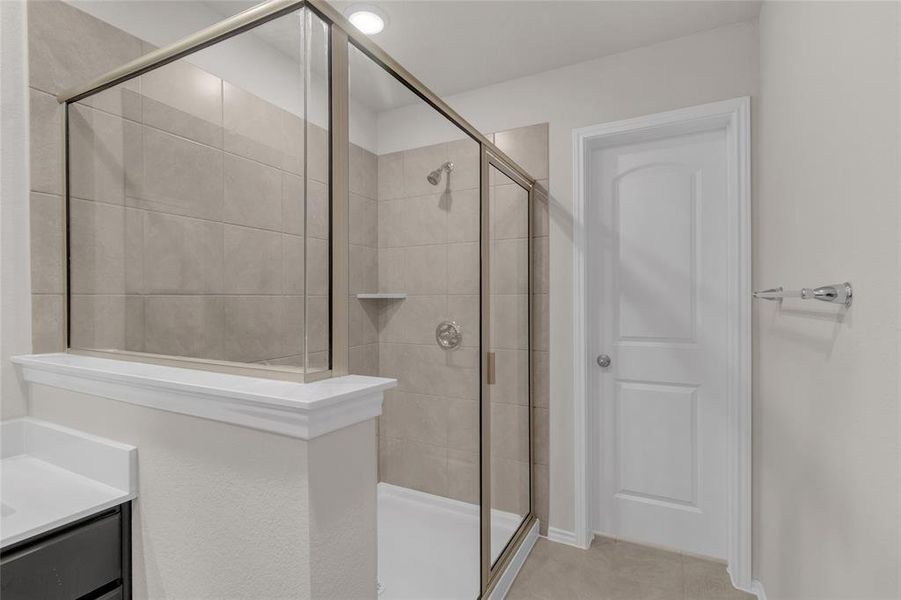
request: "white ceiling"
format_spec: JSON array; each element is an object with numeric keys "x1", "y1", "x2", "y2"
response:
[{"x1": 206, "y1": 0, "x2": 760, "y2": 110}]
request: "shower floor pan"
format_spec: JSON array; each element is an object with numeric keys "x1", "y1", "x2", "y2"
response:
[{"x1": 378, "y1": 483, "x2": 522, "y2": 599}]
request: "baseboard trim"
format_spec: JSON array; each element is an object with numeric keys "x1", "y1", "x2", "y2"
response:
[
  {"x1": 749, "y1": 579, "x2": 767, "y2": 600},
  {"x1": 488, "y1": 520, "x2": 539, "y2": 600},
  {"x1": 545, "y1": 526, "x2": 585, "y2": 548}
]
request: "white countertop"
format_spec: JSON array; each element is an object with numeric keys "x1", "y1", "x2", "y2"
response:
[
  {"x1": 13, "y1": 353, "x2": 397, "y2": 440},
  {"x1": 1, "y1": 418, "x2": 137, "y2": 548}
]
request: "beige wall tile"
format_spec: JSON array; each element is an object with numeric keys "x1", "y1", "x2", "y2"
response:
[
  {"x1": 32, "y1": 294, "x2": 65, "y2": 353},
  {"x1": 283, "y1": 235, "x2": 305, "y2": 296},
  {"x1": 446, "y1": 188, "x2": 480, "y2": 243},
  {"x1": 30, "y1": 193, "x2": 63, "y2": 294},
  {"x1": 533, "y1": 236, "x2": 549, "y2": 294},
  {"x1": 223, "y1": 296, "x2": 285, "y2": 362},
  {"x1": 446, "y1": 137, "x2": 480, "y2": 191},
  {"x1": 494, "y1": 123, "x2": 549, "y2": 180},
  {"x1": 447, "y1": 449, "x2": 479, "y2": 504},
  {"x1": 403, "y1": 142, "x2": 447, "y2": 198},
  {"x1": 532, "y1": 293, "x2": 549, "y2": 352},
  {"x1": 143, "y1": 296, "x2": 225, "y2": 359},
  {"x1": 224, "y1": 225, "x2": 284, "y2": 294},
  {"x1": 70, "y1": 295, "x2": 126, "y2": 349},
  {"x1": 29, "y1": 89, "x2": 62, "y2": 195},
  {"x1": 492, "y1": 183, "x2": 529, "y2": 240},
  {"x1": 141, "y1": 60, "x2": 223, "y2": 147},
  {"x1": 492, "y1": 349, "x2": 529, "y2": 405},
  {"x1": 125, "y1": 208, "x2": 144, "y2": 294},
  {"x1": 349, "y1": 344, "x2": 379, "y2": 376},
  {"x1": 125, "y1": 296, "x2": 145, "y2": 352},
  {"x1": 282, "y1": 295, "x2": 304, "y2": 357},
  {"x1": 27, "y1": 0, "x2": 142, "y2": 97},
  {"x1": 378, "y1": 152, "x2": 404, "y2": 201},
  {"x1": 375, "y1": 124, "x2": 550, "y2": 507},
  {"x1": 382, "y1": 392, "x2": 449, "y2": 446},
  {"x1": 380, "y1": 296, "x2": 446, "y2": 345},
  {"x1": 308, "y1": 237, "x2": 330, "y2": 296},
  {"x1": 380, "y1": 437, "x2": 448, "y2": 497},
  {"x1": 128, "y1": 126, "x2": 224, "y2": 221},
  {"x1": 143, "y1": 211, "x2": 223, "y2": 294},
  {"x1": 447, "y1": 398, "x2": 479, "y2": 453},
  {"x1": 447, "y1": 242, "x2": 479, "y2": 296},
  {"x1": 306, "y1": 123, "x2": 329, "y2": 185},
  {"x1": 349, "y1": 245, "x2": 377, "y2": 294},
  {"x1": 378, "y1": 195, "x2": 446, "y2": 248},
  {"x1": 492, "y1": 238, "x2": 529, "y2": 295},
  {"x1": 222, "y1": 82, "x2": 288, "y2": 169},
  {"x1": 492, "y1": 294, "x2": 529, "y2": 350},
  {"x1": 69, "y1": 198, "x2": 126, "y2": 295},
  {"x1": 350, "y1": 144, "x2": 377, "y2": 200},
  {"x1": 404, "y1": 245, "x2": 446, "y2": 295},
  {"x1": 306, "y1": 295, "x2": 329, "y2": 354},
  {"x1": 534, "y1": 407, "x2": 549, "y2": 466},
  {"x1": 378, "y1": 248, "x2": 404, "y2": 292},
  {"x1": 307, "y1": 180, "x2": 329, "y2": 240},
  {"x1": 491, "y1": 457, "x2": 530, "y2": 516},
  {"x1": 491, "y1": 402, "x2": 530, "y2": 463},
  {"x1": 349, "y1": 297, "x2": 379, "y2": 347},
  {"x1": 446, "y1": 295, "x2": 479, "y2": 348},
  {"x1": 533, "y1": 350, "x2": 549, "y2": 408},
  {"x1": 223, "y1": 154, "x2": 283, "y2": 231},
  {"x1": 68, "y1": 105, "x2": 128, "y2": 205},
  {"x1": 282, "y1": 114, "x2": 304, "y2": 176},
  {"x1": 380, "y1": 343, "x2": 479, "y2": 401},
  {"x1": 307, "y1": 350, "x2": 330, "y2": 372},
  {"x1": 282, "y1": 173, "x2": 304, "y2": 236},
  {"x1": 350, "y1": 193, "x2": 378, "y2": 248}
]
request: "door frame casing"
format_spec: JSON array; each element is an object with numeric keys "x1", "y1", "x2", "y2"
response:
[{"x1": 571, "y1": 97, "x2": 751, "y2": 590}]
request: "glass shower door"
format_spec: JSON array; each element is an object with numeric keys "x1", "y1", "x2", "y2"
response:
[{"x1": 483, "y1": 153, "x2": 533, "y2": 576}]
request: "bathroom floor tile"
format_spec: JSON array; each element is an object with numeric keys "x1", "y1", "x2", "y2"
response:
[{"x1": 507, "y1": 537, "x2": 755, "y2": 600}]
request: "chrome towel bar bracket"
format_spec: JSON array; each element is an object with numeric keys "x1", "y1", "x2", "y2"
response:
[{"x1": 753, "y1": 282, "x2": 853, "y2": 307}]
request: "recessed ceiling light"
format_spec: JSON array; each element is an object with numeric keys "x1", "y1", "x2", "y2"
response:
[{"x1": 345, "y1": 4, "x2": 386, "y2": 35}]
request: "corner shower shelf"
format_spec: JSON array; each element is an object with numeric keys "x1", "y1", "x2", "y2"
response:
[{"x1": 356, "y1": 293, "x2": 407, "y2": 300}]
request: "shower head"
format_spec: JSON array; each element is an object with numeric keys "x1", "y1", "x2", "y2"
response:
[{"x1": 427, "y1": 161, "x2": 455, "y2": 186}]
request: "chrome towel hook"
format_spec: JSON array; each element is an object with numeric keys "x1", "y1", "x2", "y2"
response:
[{"x1": 753, "y1": 282, "x2": 853, "y2": 308}]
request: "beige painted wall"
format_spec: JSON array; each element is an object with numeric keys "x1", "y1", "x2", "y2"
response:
[
  {"x1": 30, "y1": 382, "x2": 379, "y2": 600},
  {"x1": 379, "y1": 20, "x2": 759, "y2": 534},
  {"x1": 30, "y1": 383, "x2": 311, "y2": 599},
  {"x1": 756, "y1": 2, "x2": 900, "y2": 597}
]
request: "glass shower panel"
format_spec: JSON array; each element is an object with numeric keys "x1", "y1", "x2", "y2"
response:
[
  {"x1": 66, "y1": 6, "x2": 329, "y2": 376},
  {"x1": 488, "y1": 163, "x2": 531, "y2": 566},
  {"x1": 347, "y1": 43, "x2": 483, "y2": 599}
]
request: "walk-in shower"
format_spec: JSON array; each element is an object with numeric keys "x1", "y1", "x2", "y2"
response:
[{"x1": 58, "y1": 1, "x2": 546, "y2": 597}]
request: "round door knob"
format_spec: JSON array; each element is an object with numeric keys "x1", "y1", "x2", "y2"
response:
[{"x1": 596, "y1": 354, "x2": 611, "y2": 368}]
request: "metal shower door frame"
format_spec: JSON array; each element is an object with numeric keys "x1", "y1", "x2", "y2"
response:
[{"x1": 480, "y1": 150, "x2": 538, "y2": 597}]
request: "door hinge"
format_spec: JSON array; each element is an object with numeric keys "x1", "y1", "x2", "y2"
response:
[{"x1": 487, "y1": 352, "x2": 496, "y2": 385}]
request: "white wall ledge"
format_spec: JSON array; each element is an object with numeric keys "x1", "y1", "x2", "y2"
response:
[{"x1": 13, "y1": 354, "x2": 396, "y2": 440}]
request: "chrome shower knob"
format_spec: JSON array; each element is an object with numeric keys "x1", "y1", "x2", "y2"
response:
[{"x1": 436, "y1": 321, "x2": 462, "y2": 350}]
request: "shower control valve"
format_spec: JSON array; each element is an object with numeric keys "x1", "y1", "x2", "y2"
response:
[{"x1": 436, "y1": 320, "x2": 463, "y2": 350}]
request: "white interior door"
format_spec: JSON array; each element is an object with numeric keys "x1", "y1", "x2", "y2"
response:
[{"x1": 590, "y1": 127, "x2": 730, "y2": 559}]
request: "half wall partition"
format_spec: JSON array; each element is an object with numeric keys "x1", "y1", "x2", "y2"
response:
[{"x1": 58, "y1": 0, "x2": 540, "y2": 596}]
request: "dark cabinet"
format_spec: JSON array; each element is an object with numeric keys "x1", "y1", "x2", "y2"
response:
[{"x1": 1, "y1": 503, "x2": 131, "y2": 600}]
